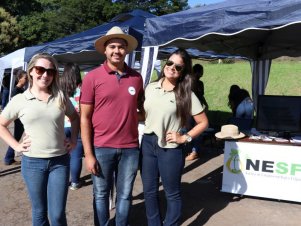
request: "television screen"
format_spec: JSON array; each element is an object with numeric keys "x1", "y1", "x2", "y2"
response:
[{"x1": 256, "y1": 95, "x2": 301, "y2": 133}]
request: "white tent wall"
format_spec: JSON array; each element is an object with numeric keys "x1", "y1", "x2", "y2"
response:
[
  {"x1": 0, "y1": 48, "x2": 27, "y2": 101},
  {"x1": 0, "y1": 62, "x2": 4, "y2": 93},
  {"x1": 140, "y1": 46, "x2": 159, "y2": 86},
  {"x1": 251, "y1": 59, "x2": 272, "y2": 110}
]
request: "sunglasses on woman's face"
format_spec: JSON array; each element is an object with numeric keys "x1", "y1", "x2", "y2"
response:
[
  {"x1": 165, "y1": 60, "x2": 184, "y2": 72},
  {"x1": 33, "y1": 66, "x2": 56, "y2": 77}
]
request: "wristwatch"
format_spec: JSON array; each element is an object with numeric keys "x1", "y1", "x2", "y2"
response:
[{"x1": 185, "y1": 134, "x2": 192, "y2": 143}]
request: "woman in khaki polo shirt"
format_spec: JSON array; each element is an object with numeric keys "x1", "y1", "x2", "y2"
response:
[
  {"x1": 141, "y1": 48, "x2": 209, "y2": 226},
  {"x1": 0, "y1": 53, "x2": 80, "y2": 226}
]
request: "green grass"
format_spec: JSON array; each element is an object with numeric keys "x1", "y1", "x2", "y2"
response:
[
  {"x1": 149, "y1": 59, "x2": 301, "y2": 127},
  {"x1": 201, "y1": 60, "x2": 252, "y2": 112},
  {"x1": 265, "y1": 61, "x2": 301, "y2": 95},
  {"x1": 197, "y1": 60, "x2": 301, "y2": 127}
]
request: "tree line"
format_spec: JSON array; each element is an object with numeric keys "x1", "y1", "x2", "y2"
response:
[{"x1": 0, "y1": 0, "x2": 189, "y2": 56}]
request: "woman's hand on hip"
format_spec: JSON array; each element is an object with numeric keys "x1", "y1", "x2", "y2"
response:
[
  {"x1": 15, "y1": 134, "x2": 31, "y2": 152},
  {"x1": 166, "y1": 131, "x2": 185, "y2": 144}
]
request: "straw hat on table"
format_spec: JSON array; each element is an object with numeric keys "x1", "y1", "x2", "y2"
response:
[{"x1": 215, "y1": 124, "x2": 245, "y2": 140}]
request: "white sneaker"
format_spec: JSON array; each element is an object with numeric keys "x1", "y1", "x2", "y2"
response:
[{"x1": 70, "y1": 182, "x2": 82, "y2": 190}]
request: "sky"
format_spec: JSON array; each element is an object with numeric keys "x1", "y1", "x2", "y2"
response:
[{"x1": 188, "y1": 0, "x2": 224, "y2": 7}]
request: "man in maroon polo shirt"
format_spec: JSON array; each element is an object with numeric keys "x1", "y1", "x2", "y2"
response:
[{"x1": 80, "y1": 26, "x2": 144, "y2": 226}]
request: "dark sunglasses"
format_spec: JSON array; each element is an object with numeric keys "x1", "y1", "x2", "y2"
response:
[
  {"x1": 33, "y1": 66, "x2": 56, "y2": 77},
  {"x1": 165, "y1": 60, "x2": 184, "y2": 72}
]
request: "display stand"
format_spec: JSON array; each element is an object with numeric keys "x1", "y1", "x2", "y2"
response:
[{"x1": 221, "y1": 139, "x2": 301, "y2": 202}]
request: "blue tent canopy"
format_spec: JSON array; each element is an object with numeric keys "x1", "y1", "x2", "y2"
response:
[
  {"x1": 37, "y1": 9, "x2": 155, "y2": 67},
  {"x1": 0, "y1": 9, "x2": 155, "y2": 71},
  {"x1": 0, "y1": 9, "x2": 155, "y2": 96},
  {"x1": 0, "y1": 8, "x2": 237, "y2": 79},
  {"x1": 141, "y1": 0, "x2": 301, "y2": 107},
  {"x1": 142, "y1": 0, "x2": 301, "y2": 59},
  {"x1": 41, "y1": 9, "x2": 236, "y2": 67}
]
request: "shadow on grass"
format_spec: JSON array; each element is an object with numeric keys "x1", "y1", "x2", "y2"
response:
[
  {"x1": 206, "y1": 110, "x2": 233, "y2": 131},
  {"x1": 206, "y1": 110, "x2": 256, "y2": 131}
]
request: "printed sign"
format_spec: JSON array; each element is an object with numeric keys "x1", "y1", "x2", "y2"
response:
[{"x1": 222, "y1": 141, "x2": 301, "y2": 202}]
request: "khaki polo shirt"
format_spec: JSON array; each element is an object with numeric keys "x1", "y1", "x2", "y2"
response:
[
  {"x1": 1, "y1": 89, "x2": 75, "y2": 158},
  {"x1": 143, "y1": 79, "x2": 204, "y2": 148}
]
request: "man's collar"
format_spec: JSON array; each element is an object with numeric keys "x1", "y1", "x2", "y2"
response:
[{"x1": 103, "y1": 60, "x2": 129, "y2": 75}]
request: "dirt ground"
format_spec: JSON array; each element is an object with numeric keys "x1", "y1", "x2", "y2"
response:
[{"x1": 1, "y1": 131, "x2": 301, "y2": 226}]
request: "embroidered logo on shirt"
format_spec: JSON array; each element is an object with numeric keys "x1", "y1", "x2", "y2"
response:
[{"x1": 128, "y1": 86, "x2": 136, "y2": 95}]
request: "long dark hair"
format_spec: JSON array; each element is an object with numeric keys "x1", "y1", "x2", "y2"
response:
[
  {"x1": 15, "y1": 70, "x2": 27, "y2": 83},
  {"x1": 160, "y1": 48, "x2": 193, "y2": 128},
  {"x1": 60, "y1": 62, "x2": 81, "y2": 97}
]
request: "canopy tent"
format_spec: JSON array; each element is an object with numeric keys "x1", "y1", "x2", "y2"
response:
[
  {"x1": 40, "y1": 9, "x2": 156, "y2": 68},
  {"x1": 0, "y1": 8, "x2": 239, "y2": 94},
  {"x1": 141, "y1": 0, "x2": 301, "y2": 107},
  {"x1": 0, "y1": 9, "x2": 156, "y2": 72},
  {"x1": 0, "y1": 9, "x2": 156, "y2": 98},
  {"x1": 41, "y1": 9, "x2": 238, "y2": 69}
]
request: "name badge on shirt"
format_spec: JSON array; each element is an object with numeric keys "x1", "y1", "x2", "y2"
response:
[{"x1": 128, "y1": 86, "x2": 136, "y2": 95}]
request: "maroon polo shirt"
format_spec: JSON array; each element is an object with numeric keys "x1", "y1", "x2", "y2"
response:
[{"x1": 80, "y1": 61, "x2": 143, "y2": 148}]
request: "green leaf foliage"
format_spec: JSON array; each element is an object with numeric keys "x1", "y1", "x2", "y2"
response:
[
  {"x1": 113, "y1": 0, "x2": 189, "y2": 15},
  {"x1": 0, "y1": 0, "x2": 42, "y2": 16},
  {"x1": 0, "y1": 7, "x2": 20, "y2": 55},
  {"x1": 1, "y1": 0, "x2": 189, "y2": 54}
]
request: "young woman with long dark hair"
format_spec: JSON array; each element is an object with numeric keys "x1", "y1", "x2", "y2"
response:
[{"x1": 141, "y1": 48, "x2": 209, "y2": 226}]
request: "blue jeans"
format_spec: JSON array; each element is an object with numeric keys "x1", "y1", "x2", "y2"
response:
[
  {"x1": 191, "y1": 135, "x2": 203, "y2": 154},
  {"x1": 189, "y1": 118, "x2": 202, "y2": 154},
  {"x1": 4, "y1": 119, "x2": 24, "y2": 164},
  {"x1": 64, "y1": 127, "x2": 84, "y2": 183},
  {"x1": 141, "y1": 134, "x2": 184, "y2": 226},
  {"x1": 93, "y1": 147, "x2": 140, "y2": 226},
  {"x1": 21, "y1": 154, "x2": 70, "y2": 226}
]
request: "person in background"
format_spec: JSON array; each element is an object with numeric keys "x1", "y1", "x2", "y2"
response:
[
  {"x1": 3, "y1": 70, "x2": 28, "y2": 165},
  {"x1": 1, "y1": 74, "x2": 10, "y2": 110},
  {"x1": 235, "y1": 88, "x2": 254, "y2": 119},
  {"x1": 227, "y1": 84, "x2": 241, "y2": 116},
  {"x1": 0, "y1": 53, "x2": 80, "y2": 226},
  {"x1": 60, "y1": 62, "x2": 84, "y2": 190},
  {"x1": 191, "y1": 63, "x2": 208, "y2": 110},
  {"x1": 186, "y1": 63, "x2": 208, "y2": 161},
  {"x1": 141, "y1": 48, "x2": 209, "y2": 226},
  {"x1": 227, "y1": 85, "x2": 254, "y2": 131},
  {"x1": 80, "y1": 26, "x2": 144, "y2": 226},
  {"x1": 227, "y1": 85, "x2": 254, "y2": 119}
]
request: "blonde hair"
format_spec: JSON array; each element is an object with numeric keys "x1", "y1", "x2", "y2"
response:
[{"x1": 27, "y1": 53, "x2": 66, "y2": 110}]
